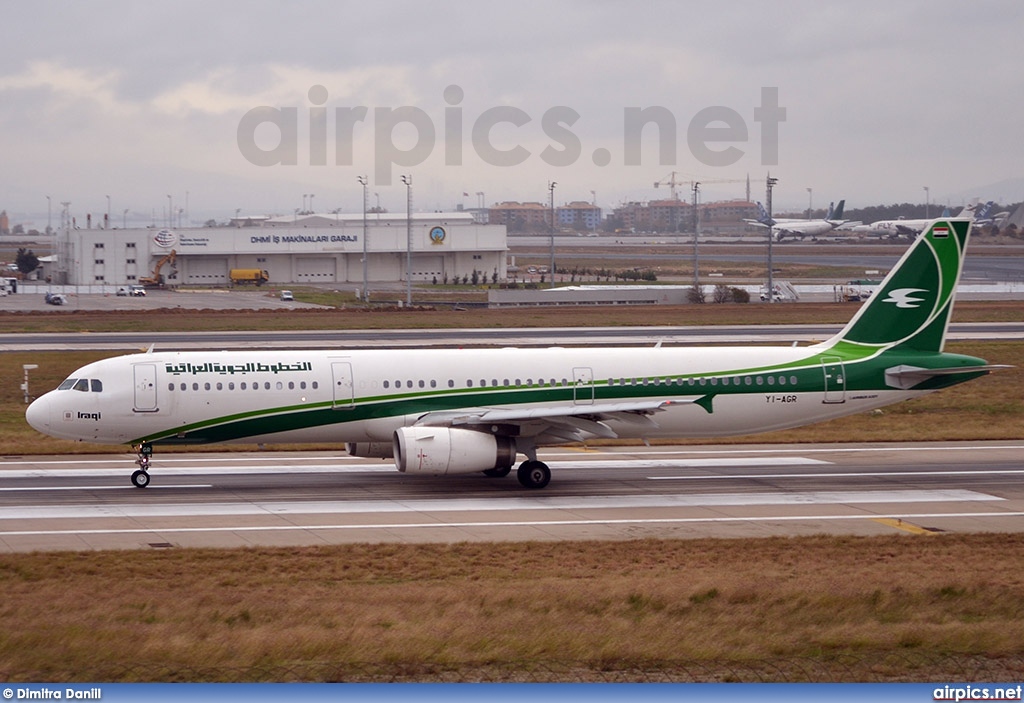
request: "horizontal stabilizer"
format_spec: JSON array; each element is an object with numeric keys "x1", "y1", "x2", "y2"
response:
[{"x1": 885, "y1": 364, "x2": 1012, "y2": 390}]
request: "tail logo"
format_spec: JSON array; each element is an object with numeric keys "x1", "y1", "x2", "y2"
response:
[{"x1": 882, "y1": 287, "x2": 928, "y2": 309}]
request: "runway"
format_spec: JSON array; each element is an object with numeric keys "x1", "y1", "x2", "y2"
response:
[{"x1": 1, "y1": 442, "x2": 1022, "y2": 552}]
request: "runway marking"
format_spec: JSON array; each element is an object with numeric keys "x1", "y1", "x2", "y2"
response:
[
  {"x1": 1, "y1": 443, "x2": 1022, "y2": 468},
  {"x1": 1, "y1": 512, "x2": 1022, "y2": 539},
  {"x1": 873, "y1": 517, "x2": 938, "y2": 535},
  {"x1": 0, "y1": 457, "x2": 828, "y2": 480},
  {"x1": 0, "y1": 484, "x2": 212, "y2": 492},
  {"x1": 649, "y1": 469, "x2": 1024, "y2": 480},
  {"x1": 0, "y1": 489, "x2": 1000, "y2": 520}
]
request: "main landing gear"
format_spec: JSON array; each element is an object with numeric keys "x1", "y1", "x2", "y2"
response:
[
  {"x1": 131, "y1": 443, "x2": 153, "y2": 488},
  {"x1": 482, "y1": 460, "x2": 552, "y2": 489},
  {"x1": 516, "y1": 460, "x2": 551, "y2": 489}
]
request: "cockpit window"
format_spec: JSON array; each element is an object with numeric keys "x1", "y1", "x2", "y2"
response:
[{"x1": 57, "y1": 378, "x2": 103, "y2": 392}]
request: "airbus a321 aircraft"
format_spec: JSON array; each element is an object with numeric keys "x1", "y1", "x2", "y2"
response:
[{"x1": 26, "y1": 219, "x2": 1001, "y2": 490}]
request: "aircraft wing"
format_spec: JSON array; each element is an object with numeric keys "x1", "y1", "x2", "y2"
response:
[
  {"x1": 894, "y1": 223, "x2": 924, "y2": 235},
  {"x1": 414, "y1": 398, "x2": 708, "y2": 441}
]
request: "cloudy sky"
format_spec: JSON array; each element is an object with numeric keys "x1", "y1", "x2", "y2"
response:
[{"x1": 3, "y1": 1, "x2": 1023, "y2": 227}]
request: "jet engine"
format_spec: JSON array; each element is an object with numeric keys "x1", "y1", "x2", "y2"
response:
[
  {"x1": 393, "y1": 427, "x2": 516, "y2": 475},
  {"x1": 345, "y1": 442, "x2": 394, "y2": 459}
]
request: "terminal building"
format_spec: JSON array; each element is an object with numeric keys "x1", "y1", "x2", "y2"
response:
[{"x1": 45, "y1": 212, "x2": 508, "y2": 290}]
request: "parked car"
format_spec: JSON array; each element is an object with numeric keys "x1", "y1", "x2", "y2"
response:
[
  {"x1": 128, "y1": 285, "x2": 146, "y2": 296},
  {"x1": 44, "y1": 292, "x2": 68, "y2": 305},
  {"x1": 280, "y1": 290, "x2": 294, "y2": 301},
  {"x1": 116, "y1": 288, "x2": 128, "y2": 296}
]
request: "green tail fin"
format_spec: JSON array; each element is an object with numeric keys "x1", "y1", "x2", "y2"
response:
[{"x1": 826, "y1": 219, "x2": 971, "y2": 353}]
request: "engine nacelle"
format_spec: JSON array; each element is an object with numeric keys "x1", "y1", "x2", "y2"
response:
[
  {"x1": 345, "y1": 442, "x2": 394, "y2": 459},
  {"x1": 393, "y1": 427, "x2": 516, "y2": 476}
]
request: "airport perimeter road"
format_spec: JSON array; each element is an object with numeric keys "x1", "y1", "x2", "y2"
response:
[{"x1": 1, "y1": 441, "x2": 1022, "y2": 552}]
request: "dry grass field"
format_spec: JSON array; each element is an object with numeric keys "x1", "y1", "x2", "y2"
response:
[
  {"x1": 0, "y1": 304, "x2": 1021, "y2": 683},
  {"x1": 1, "y1": 536, "x2": 1023, "y2": 682}
]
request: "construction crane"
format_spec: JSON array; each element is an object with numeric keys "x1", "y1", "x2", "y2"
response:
[
  {"x1": 653, "y1": 171, "x2": 687, "y2": 200},
  {"x1": 655, "y1": 172, "x2": 751, "y2": 202}
]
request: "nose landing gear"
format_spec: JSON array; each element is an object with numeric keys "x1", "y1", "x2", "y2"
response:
[{"x1": 131, "y1": 443, "x2": 153, "y2": 488}]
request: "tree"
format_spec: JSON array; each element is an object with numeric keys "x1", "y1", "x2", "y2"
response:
[
  {"x1": 15, "y1": 248, "x2": 39, "y2": 277},
  {"x1": 686, "y1": 284, "x2": 706, "y2": 304},
  {"x1": 713, "y1": 284, "x2": 732, "y2": 303}
]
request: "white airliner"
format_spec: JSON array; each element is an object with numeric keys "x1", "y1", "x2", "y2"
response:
[
  {"x1": 26, "y1": 219, "x2": 1002, "y2": 490},
  {"x1": 856, "y1": 202, "x2": 989, "y2": 239},
  {"x1": 744, "y1": 200, "x2": 848, "y2": 241}
]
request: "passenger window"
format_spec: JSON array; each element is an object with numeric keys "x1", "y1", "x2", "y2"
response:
[
  {"x1": 311, "y1": 381, "x2": 318, "y2": 389},
  {"x1": 168, "y1": 383, "x2": 175, "y2": 391}
]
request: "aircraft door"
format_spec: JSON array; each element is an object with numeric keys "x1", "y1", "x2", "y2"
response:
[
  {"x1": 331, "y1": 361, "x2": 354, "y2": 409},
  {"x1": 821, "y1": 357, "x2": 846, "y2": 404},
  {"x1": 573, "y1": 367, "x2": 594, "y2": 405},
  {"x1": 133, "y1": 363, "x2": 159, "y2": 412}
]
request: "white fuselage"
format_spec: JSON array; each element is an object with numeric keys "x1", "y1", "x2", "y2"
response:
[{"x1": 26, "y1": 345, "x2": 922, "y2": 449}]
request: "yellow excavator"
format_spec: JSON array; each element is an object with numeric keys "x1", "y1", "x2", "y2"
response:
[{"x1": 138, "y1": 249, "x2": 177, "y2": 287}]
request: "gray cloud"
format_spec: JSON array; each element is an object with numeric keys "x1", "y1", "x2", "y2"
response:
[{"x1": 2, "y1": 0, "x2": 1023, "y2": 223}]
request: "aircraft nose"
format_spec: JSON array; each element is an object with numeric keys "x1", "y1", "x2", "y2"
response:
[{"x1": 25, "y1": 395, "x2": 51, "y2": 435}]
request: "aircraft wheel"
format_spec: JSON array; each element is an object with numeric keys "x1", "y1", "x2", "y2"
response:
[
  {"x1": 483, "y1": 466, "x2": 512, "y2": 478},
  {"x1": 517, "y1": 461, "x2": 551, "y2": 490},
  {"x1": 131, "y1": 470, "x2": 151, "y2": 488}
]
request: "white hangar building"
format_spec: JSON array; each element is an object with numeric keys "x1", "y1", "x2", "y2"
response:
[{"x1": 52, "y1": 212, "x2": 508, "y2": 288}]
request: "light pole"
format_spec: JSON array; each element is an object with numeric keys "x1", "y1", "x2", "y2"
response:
[
  {"x1": 923, "y1": 186, "x2": 930, "y2": 218},
  {"x1": 548, "y1": 181, "x2": 557, "y2": 288},
  {"x1": 766, "y1": 174, "x2": 778, "y2": 304},
  {"x1": 806, "y1": 187, "x2": 812, "y2": 219},
  {"x1": 106, "y1": 195, "x2": 110, "y2": 229},
  {"x1": 309, "y1": 193, "x2": 315, "y2": 213},
  {"x1": 401, "y1": 174, "x2": 413, "y2": 306},
  {"x1": 166, "y1": 195, "x2": 172, "y2": 228},
  {"x1": 122, "y1": 209, "x2": 128, "y2": 230},
  {"x1": 692, "y1": 182, "x2": 700, "y2": 288},
  {"x1": 357, "y1": 176, "x2": 369, "y2": 302},
  {"x1": 46, "y1": 195, "x2": 51, "y2": 234}
]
